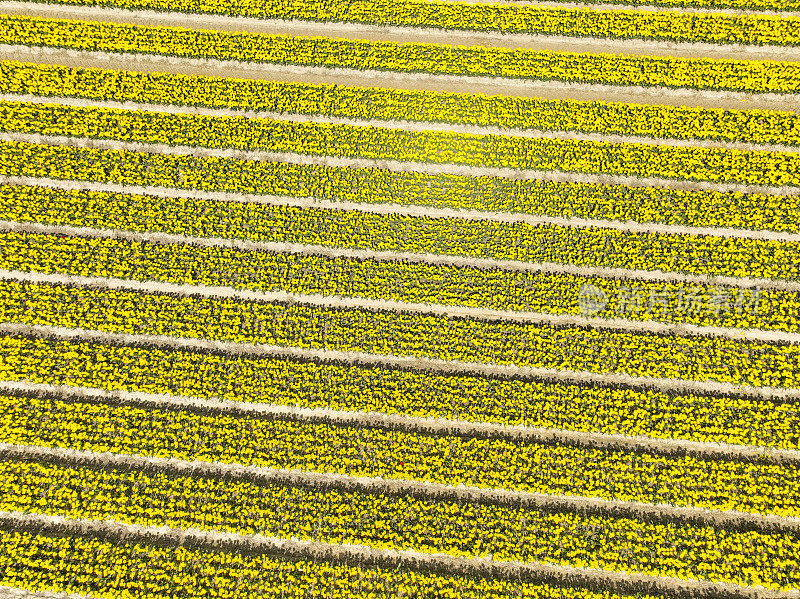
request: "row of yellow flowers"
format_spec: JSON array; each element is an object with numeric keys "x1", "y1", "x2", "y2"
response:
[
  {"x1": 0, "y1": 229, "x2": 792, "y2": 334},
  {"x1": 1, "y1": 458, "x2": 797, "y2": 588},
  {"x1": 14, "y1": 0, "x2": 800, "y2": 46},
  {"x1": 4, "y1": 140, "x2": 797, "y2": 234},
  {"x1": 4, "y1": 184, "x2": 797, "y2": 283},
  {"x1": 3, "y1": 15, "x2": 800, "y2": 93},
  {"x1": 4, "y1": 100, "x2": 797, "y2": 186},
  {"x1": 4, "y1": 61, "x2": 799, "y2": 147},
  {"x1": 0, "y1": 527, "x2": 688, "y2": 599},
  {"x1": 1, "y1": 281, "x2": 798, "y2": 388},
  {"x1": 2, "y1": 393, "x2": 797, "y2": 519},
  {"x1": 4, "y1": 335, "x2": 796, "y2": 450}
]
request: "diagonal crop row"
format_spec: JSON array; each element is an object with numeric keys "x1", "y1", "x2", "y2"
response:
[
  {"x1": 2, "y1": 280, "x2": 800, "y2": 388},
  {"x1": 1, "y1": 392, "x2": 799, "y2": 517},
  {"x1": 4, "y1": 61, "x2": 800, "y2": 147},
  {"x1": 13, "y1": 0, "x2": 800, "y2": 47},
  {"x1": 2, "y1": 334, "x2": 799, "y2": 450},
  {"x1": 1, "y1": 456, "x2": 799, "y2": 589},
  {"x1": 2, "y1": 100, "x2": 799, "y2": 186},
  {"x1": 2, "y1": 140, "x2": 799, "y2": 234},
  {"x1": 1, "y1": 229, "x2": 795, "y2": 333},
  {"x1": 4, "y1": 15, "x2": 800, "y2": 94},
  {"x1": 2, "y1": 184, "x2": 798, "y2": 282},
  {"x1": 0, "y1": 524, "x2": 725, "y2": 599}
]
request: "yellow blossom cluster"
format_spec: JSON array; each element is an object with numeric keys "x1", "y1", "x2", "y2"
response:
[
  {"x1": 1, "y1": 459, "x2": 798, "y2": 589},
  {"x1": 2, "y1": 393, "x2": 797, "y2": 517},
  {"x1": 1, "y1": 281, "x2": 798, "y2": 389},
  {"x1": 4, "y1": 61, "x2": 800, "y2": 147},
  {"x1": 4, "y1": 335, "x2": 798, "y2": 450},
  {"x1": 3, "y1": 100, "x2": 799, "y2": 186},
  {"x1": 3, "y1": 15, "x2": 800, "y2": 93},
  {"x1": 3, "y1": 140, "x2": 799, "y2": 235}
]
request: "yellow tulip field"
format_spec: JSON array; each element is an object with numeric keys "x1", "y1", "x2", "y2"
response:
[{"x1": 0, "y1": 0, "x2": 798, "y2": 596}]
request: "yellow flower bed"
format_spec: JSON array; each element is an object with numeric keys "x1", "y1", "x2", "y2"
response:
[
  {"x1": 4, "y1": 141, "x2": 800, "y2": 234},
  {"x1": 5, "y1": 336, "x2": 798, "y2": 449},
  {"x1": 4, "y1": 100, "x2": 799, "y2": 186},
  {"x1": 1, "y1": 229, "x2": 794, "y2": 333},
  {"x1": 2, "y1": 395, "x2": 798, "y2": 518},
  {"x1": 0, "y1": 527, "x2": 685, "y2": 599},
  {"x1": 1, "y1": 458, "x2": 797, "y2": 588},
  {"x1": 5, "y1": 61, "x2": 800, "y2": 146},
  {"x1": 11, "y1": 0, "x2": 800, "y2": 46},
  {"x1": 4, "y1": 15, "x2": 800, "y2": 93},
  {"x1": 4, "y1": 184, "x2": 798, "y2": 282},
  {"x1": 2, "y1": 281, "x2": 798, "y2": 386}
]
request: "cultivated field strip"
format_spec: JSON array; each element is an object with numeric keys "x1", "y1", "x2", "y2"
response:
[
  {"x1": 8, "y1": 50, "x2": 800, "y2": 111},
  {"x1": 5, "y1": 15, "x2": 800, "y2": 96},
  {"x1": 12, "y1": 388, "x2": 800, "y2": 519},
  {"x1": 429, "y1": 0, "x2": 800, "y2": 14},
  {"x1": 8, "y1": 91, "x2": 800, "y2": 156},
  {"x1": 4, "y1": 377, "x2": 800, "y2": 465},
  {"x1": 4, "y1": 139, "x2": 800, "y2": 234},
  {"x1": 0, "y1": 448, "x2": 799, "y2": 588},
  {"x1": 4, "y1": 192, "x2": 799, "y2": 284},
  {"x1": 4, "y1": 339, "x2": 800, "y2": 452},
  {"x1": 3, "y1": 276, "x2": 800, "y2": 389},
  {"x1": 3, "y1": 100, "x2": 799, "y2": 188},
  {"x1": 4, "y1": 61, "x2": 800, "y2": 150},
  {"x1": 5, "y1": 0, "x2": 800, "y2": 61},
  {"x1": 4, "y1": 441, "x2": 800, "y2": 535},
  {"x1": 7, "y1": 176, "x2": 800, "y2": 243},
  {"x1": 5, "y1": 0, "x2": 800, "y2": 49},
  {"x1": 1, "y1": 0, "x2": 798, "y2": 595},
  {"x1": 7, "y1": 131, "x2": 797, "y2": 197},
  {"x1": 3, "y1": 226, "x2": 800, "y2": 340},
  {"x1": 7, "y1": 513, "x2": 800, "y2": 599}
]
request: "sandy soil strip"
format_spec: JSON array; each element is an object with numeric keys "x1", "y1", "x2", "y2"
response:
[
  {"x1": 5, "y1": 218, "x2": 798, "y2": 297},
  {"x1": 0, "y1": 510, "x2": 797, "y2": 599},
  {"x1": 4, "y1": 2, "x2": 800, "y2": 61},
  {"x1": 1, "y1": 321, "x2": 798, "y2": 404},
  {"x1": 6, "y1": 92, "x2": 798, "y2": 154},
  {"x1": 3, "y1": 440, "x2": 799, "y2": 534},
  {"x1": 4, "y1": 46, "x2": 799, "y2": 112},
  {"x1": 10, "y1": 176, "x2": 800, "y2": 242},
  {"x1": 0, "y1": 587, "x2": 97, "y2": 599},
  {"x1": 6, "y1": 132, "x2": 797, "y2": 198},
  {"x1": 3, "y1": 379, "x2": 797, "y2": 465}
]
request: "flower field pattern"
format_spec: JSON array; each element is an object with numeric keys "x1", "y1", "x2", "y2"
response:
[{"x1": 0, "y1": 0, "x2": 800, "y2": 597}]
